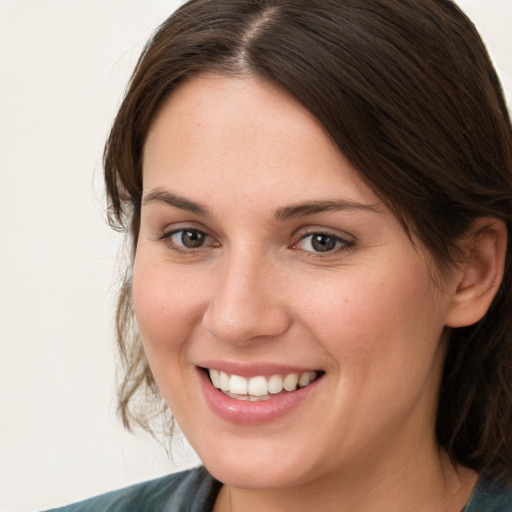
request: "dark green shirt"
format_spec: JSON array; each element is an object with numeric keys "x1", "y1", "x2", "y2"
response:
[
  {"x1": 44, "y1": 467, "x2": 221, "y2": 512},
  {"x1": 45, "y1": 466, "x2": 512, "y2": 511},
  {"x1": 463, "y1": 473, "x2": 512, "y2": 512}
]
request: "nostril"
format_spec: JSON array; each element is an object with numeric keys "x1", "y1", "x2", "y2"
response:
[{"x1": 202, "y1": 308, "x2": 292, "y2": 345}]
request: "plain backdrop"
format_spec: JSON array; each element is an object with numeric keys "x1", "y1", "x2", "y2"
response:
[{"x1": 0, "y1": 1, "x2": 511, "y2": 511}]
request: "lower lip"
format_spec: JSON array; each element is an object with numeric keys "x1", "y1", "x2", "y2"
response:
[{"x1": 198, "y1": 369, "x2": 322, "y2": 425}]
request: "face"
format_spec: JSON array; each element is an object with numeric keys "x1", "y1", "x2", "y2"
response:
[{"x1": 134, "y1": 74, "x2": 459, "y2": 490}]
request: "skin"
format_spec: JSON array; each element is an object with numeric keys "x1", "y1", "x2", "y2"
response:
[{"x1": 133, "y1": 74, "x2": 479, "y2": 511}]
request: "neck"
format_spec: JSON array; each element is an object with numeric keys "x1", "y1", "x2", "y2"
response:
[{"x1": 214, "y1": 448, "x2": 477, "y2": 512}]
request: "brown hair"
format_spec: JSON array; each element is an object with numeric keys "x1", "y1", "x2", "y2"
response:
[{"x1": 104, "y1": 0, "x2": 512, "y2": 479}]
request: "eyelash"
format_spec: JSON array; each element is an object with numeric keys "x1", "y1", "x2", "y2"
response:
[
  {"x1": 292, "y1": 231, "x2": 355, "y2": 257},
  {"x1": 158, "y1": 228, "x2": 218, "y2": 255},
  {"x1": 157, "y1": 228, "x2": 355, "y2": 258}
]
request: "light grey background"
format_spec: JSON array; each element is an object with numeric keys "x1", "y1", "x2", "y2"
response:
[{"x1": 0, "y1": 1, "x2": 511, "y2": 511}]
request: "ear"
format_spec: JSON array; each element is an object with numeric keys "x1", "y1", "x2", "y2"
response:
[{"x1": 446, "y1": 217, "x2": 507, "y2": 328}]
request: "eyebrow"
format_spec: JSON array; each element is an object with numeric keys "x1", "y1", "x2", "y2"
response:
[
  {"x1": 142, "y1": 189, "x2": 212, "y2": 217},
  {"x1": 142, "y1": 188, "x2": 380, "y2": 221},
  {"x1": 274, "y1": 199, "x2": 380, "y2": 221}
]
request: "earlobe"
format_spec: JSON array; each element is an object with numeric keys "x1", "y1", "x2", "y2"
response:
[{"x1": 446, "y1": 218, "x2": 507, "y2": 328}]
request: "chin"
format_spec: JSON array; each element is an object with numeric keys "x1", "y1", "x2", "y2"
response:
[{"x1": 194, "y1": 435, "x2": 327, "y2": 490}]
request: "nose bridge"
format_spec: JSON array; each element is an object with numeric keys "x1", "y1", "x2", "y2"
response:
[{"x1": 202, "y1": 245, "x2": 290, "y2": 344}]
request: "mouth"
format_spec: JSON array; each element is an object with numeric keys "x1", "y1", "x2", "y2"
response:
[
  {"x1": 197, "y1": 363, "x2": 325, "y2": 424},
  {"x1": 204, "y1": 368, "x2": 324, "y2": 402}
]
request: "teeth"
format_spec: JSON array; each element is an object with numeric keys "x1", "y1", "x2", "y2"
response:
[
  {"x1": 283, "y1": 373, "x2": 299, "y2": 391},
  {"x1": 229, "y1": 375, "x2": 248, "y2": 395},
  {"x1": 208, "y1": 369, "x2": 319, "y2": 399},
  {"x1": 219, "y1": 371, "x2": 230, "y2": 391},
  {"x1": 299, "y1": 371, "x2": 317, "y2": 388},
  {"x1": 209, "y1": 369, "x2": 220, "y2": 388},
  {"x1": 248, "y1": 376, "x2": 268, "y2": 397},
  {"x1": 268, "y1": 374, "x2": 283, "y2": 394},
  {"x1": 224, "y1": 391, "x2": 273, "y2": 401}
]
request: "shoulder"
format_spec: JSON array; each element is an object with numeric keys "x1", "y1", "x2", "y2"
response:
[
  {"x1": 464, "y1": 473, "x2": 512, "y2": 512},
  {"x1": 43, "y1": 466, "x2": 221, "y2": 512}
]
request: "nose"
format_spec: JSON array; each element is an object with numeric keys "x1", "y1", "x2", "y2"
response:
[{"x1": 201, "y1": 249, "x2": 292, "y2": 344}]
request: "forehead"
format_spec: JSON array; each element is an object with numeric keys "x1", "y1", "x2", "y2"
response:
[
  {"x1": 142, "y1": 73, "x2": 378, "y2": 208},
  {"x1": 144, "y1": 73, "x2": 334, "y2": 166}
]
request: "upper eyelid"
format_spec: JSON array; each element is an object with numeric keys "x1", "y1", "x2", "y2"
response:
[
  {"x1": 155, "y1": 224, "x2": 355, "y2": 249},
  {"x1": 293, "y1": 232, "x2": 354, "y2": 249},
  {"x1": 159, "y1": 223, "x2": 214, "y2": 238},
  {"x1": 162, "y1": 227, "x2": 214, "y2": 242},
  {"x1": 297, "y1": 229, "x2": 351, "y2": 239},
  {"x1": 292, "y1": 225, "x2": 356, "y2": 243}
]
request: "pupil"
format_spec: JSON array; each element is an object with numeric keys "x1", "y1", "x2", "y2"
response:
[
  {"x1": 311, "y1": 234, "x2": 336, "y2": 252},
  {"x1": 182, "y1": 230, "x2": 205, "y2": 248}
]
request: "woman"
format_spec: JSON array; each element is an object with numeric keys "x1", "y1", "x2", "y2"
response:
[{"x1": 47, "y1": 0, "x2": 512, "y2": 510}]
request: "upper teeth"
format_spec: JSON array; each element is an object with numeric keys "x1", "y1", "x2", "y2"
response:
[{"x1": 208, "y1": 369, "x2": 318, "y2": 398}]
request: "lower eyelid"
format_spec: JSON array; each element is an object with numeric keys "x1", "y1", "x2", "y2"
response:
[
  {"x1": 156, "y1": 227, "x2": 352, "y2": 254},
  {"x1": 294, "y1": 233, "x2": 353, "y2": 250},
  {"x1": 159, "y1": 228, "x2": 221, "y2": 252}
]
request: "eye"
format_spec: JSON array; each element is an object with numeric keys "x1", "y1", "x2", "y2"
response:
[
  {"x1": 160, "y1": 228, "x2": 218, "y2": 253},
  {"x1": 170, "y1": 229, "x2": 208, "y2": 248},
  {"x1": 294, "y1": 232, "x2": 353, "y2": 254}
]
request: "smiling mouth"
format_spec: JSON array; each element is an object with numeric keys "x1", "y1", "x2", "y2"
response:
[{"x1": 205, "y1": 368, "x2": 324, "y2": 401}]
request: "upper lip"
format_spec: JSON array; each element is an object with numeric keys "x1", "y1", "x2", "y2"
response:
[{"x1": 197, "y1": 360, "x2": 323, "y2": 378}]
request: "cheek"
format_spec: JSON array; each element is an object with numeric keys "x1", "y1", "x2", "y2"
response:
[
  {"x1": 297, "y1": 259, "x2": 446, "y2": 378},
  {"x1": 132, "y1": 257, "x2": 208, "y2": 355},
  {"x1": 293, "y1": 263, "x2": 448, "y2": 448},
  {"x1": 131, "y1": 257, "x2": 214, "y2": 414}
]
